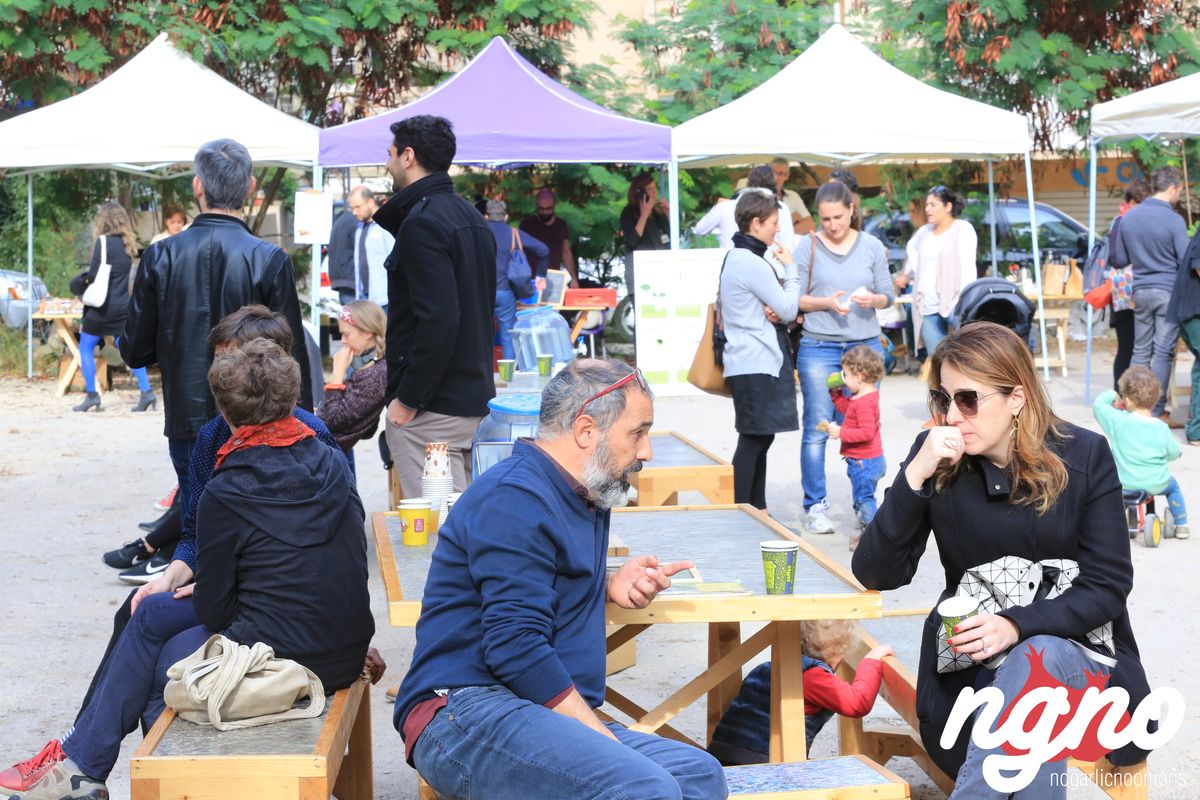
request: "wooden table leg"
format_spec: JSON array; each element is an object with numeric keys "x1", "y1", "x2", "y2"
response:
[
  {"x1": 769, "y1": 621, "x2": 807, "y2": 762},
  {"x1": 570, "y1": 313, "x2": 589, "y2": 343},
  {"x1": 706, "y1": 622, "x2": 743, "y2": 743},
  {"x1": 54, "y1": 318, "x2": 81, "y2": 397}
]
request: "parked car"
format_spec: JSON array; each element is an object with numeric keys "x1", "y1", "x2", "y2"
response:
[
  {"x1": 0, "y1": 268, "x2": 49, "y2": 329},
  {"x1": 863, "y1": 198, "x2": 1092, "y2": 277}
]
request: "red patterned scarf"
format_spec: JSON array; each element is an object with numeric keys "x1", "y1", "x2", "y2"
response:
[{"x1": 214, "y1": 416, "x2": 316, "y2": 471}]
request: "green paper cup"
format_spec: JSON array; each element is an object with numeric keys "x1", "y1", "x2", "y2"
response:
[
  {"x1": 537, "y1": 353, "x2": 553, "y2": 377},
  {"x1": 497, "y1": 359, "x2": 515, "y2": 382},
  {"x1": 826, "y1": 371, "x2": 845, "y2": 391},
  {"x1": 938, "y1": 595, "x2": 981, "y2": 639},
  {"x1": 760, "y1": 540, "x2": 799, "y2": 595}
]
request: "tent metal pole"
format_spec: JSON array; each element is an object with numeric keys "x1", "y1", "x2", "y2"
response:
[
  {"x1": 1086, "y1": 138, "x2": 1099, "y2": 403},
  {"x1": 668, "y1": 160, "x2": 681, "y2": 251},
  {"x1": 311, "y1": 164, "x2": 323, "y2": 330},
  {"x1": 987, "y1": 160, "x2": 998, "y2": 277},
  {"x1": 1024, "y1": 151, "x2": 1050, "y2": 380},
  {"x1": 26, "y1": 174, "x2": 33, "y2": 378}
]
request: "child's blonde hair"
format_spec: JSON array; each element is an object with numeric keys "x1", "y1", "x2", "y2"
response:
[
  {"x1": 1117, "y1": 366, "x2": 1160, "y2": 411},
  {"x1": 800, "y1": 619, "x2": 859, "y2": 663}
]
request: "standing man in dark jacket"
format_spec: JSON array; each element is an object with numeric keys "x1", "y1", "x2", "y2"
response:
[
  {"x1": 122, "y1": 138, "x2": 313, "y2": 526},
  {"x1": 1111, "y1": 166, "x2": 1189, "y2": 425},
  {"x1": 374, "y1": 115, "x2": 496, "y2": 498},
  {"x1": 1167, "y1": 230, "x2": 1200, "y2": 444},
  {"x1": 327, "y1": 204, "x2": 360, "y2": 306}
]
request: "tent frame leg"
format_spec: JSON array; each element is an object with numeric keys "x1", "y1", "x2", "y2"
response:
[{"x1": 1024, "y1": 151, "x2": 1049, "y2": 380}]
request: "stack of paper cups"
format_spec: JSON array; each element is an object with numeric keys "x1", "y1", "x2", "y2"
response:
[{"x1": 421, "y1": 442, "x2": 455, "y2": 526}]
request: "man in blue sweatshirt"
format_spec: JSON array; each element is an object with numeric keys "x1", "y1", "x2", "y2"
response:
[
  {"x1": 395, "y1": 359, "x2": 727, "y2": 800},
  {"x1": 1112, "y1": 165, "x2": 1189, "y2": 423}
]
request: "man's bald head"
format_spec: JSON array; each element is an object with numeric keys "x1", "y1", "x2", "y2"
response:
[{"x1": 348, "y1": 185, "x2": 378, "y2": 222}]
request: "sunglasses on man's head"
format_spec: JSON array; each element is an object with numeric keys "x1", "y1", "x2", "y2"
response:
[
  {"x1": 929, "y1": 388, "x2": 1006, "y2": 418},
  {"x1": 575, "y1": 369, "x2": 649, "y2": 422}
]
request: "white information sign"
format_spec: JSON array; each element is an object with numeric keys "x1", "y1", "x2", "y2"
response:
[{"x1": 293, "y1": 189, "x2": 333, "y2": 245}]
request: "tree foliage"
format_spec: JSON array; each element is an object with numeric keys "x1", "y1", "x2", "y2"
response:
[{"x1": 878, "y1": 0, "x2": 1200, "y2": 150}]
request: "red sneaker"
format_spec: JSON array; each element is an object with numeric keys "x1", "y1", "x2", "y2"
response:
[
  {"x1": 153, "y1": 485, "x2": 178, "y2": 512},
  {"x1": 0, "y1": 740, "x2": 108, "y2": 799}
]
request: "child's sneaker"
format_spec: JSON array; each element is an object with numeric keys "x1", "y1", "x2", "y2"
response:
[
  {"x1": 805, "y1": 501, "x2": 835, "y2": 534},
  {"x1": 1175, "y1": 525, "x2": 1190, "y2": 540},
  {"x1": 0, "y1": 740, "x2": 108, "y2": 799}
]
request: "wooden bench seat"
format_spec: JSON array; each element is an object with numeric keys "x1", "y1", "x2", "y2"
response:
[
  {"x1": 725, "y1": 755, "x2": 910, "y2": 798},
  {"x1": 842, "y1": 618, "x2": 1148, "y2": 799},
  {"x1": 130, "y1": 676, "x2": 371, "y2": 800}
]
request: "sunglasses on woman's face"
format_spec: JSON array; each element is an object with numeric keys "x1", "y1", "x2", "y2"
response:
[{"x1": 929, "y1": 388, "x2": 1005, "y2": 418}]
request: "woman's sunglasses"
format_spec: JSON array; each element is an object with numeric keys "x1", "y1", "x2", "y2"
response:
[{"x1": 929, "y1": 388, "x2": 1006, "y2": 418}]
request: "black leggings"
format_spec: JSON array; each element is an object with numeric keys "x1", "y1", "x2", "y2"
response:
[
  {"x1": 732, "y1": 433, "x2": 775, "y2": 510},
  {"x1": 1111, "y1": 309, "x2": 1135, "y2": 391},
  {"x1": 144, "y1": 493, "x2": 182, "y2": 551}
]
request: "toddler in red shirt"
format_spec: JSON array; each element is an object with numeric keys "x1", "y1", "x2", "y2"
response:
[{"x1": 826, "y1": 345, "x2": 886, "y2": 548}]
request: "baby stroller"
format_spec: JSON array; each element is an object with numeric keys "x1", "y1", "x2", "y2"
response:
[{"x1": 951, "y1": 278, "x2": 1036, "y2": 345}]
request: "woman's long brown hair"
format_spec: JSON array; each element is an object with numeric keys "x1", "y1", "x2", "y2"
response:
[
  {"x1": 929, "y1": 321, "x2": 1069, "y2": 514},
  {"x1": 93, "y1": 201, "x2": 138, "y2": 258}
]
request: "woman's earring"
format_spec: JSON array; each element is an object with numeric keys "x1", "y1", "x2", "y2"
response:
[{"x1": 1010, "y1": 413, "x2": 1020, "y2": 438}]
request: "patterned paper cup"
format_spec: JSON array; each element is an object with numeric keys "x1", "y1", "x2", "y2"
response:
[
  {"x1": 760, "y1": 540, "x2": 799, "y2": 595},
  {"x1": 938, "y1": 595, "x2": 981, "y2": 640}
]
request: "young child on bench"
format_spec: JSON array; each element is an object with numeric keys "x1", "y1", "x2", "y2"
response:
[
  {"x1": 708, "y1": 619, "x2": 894, "y2": 765},
  {"x1": 1093, "y1": 365, "x2": 1189, "y2": 539}
]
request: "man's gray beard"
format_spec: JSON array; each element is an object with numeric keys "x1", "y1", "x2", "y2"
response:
[{"x1": 583, "y1": 434, "x2": 643, "y2": 510}]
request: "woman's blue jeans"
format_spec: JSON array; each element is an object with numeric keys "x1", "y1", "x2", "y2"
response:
[
  {"x1": 495, "y1": 288, "x2": 517, "y2": 361},
  {"x1": 796, "y1": 336, "x2": 883, "y2": 512},
  {"x1": 412, "y1": 685, "x2": 728, "y2": 800},
  {"x1": 950, "y1": 635, "x2": 1102, "y2": 800},
  {"x1": 921, "y1": 313, "x2": 951, "y2": 357},
  {"x1": 61, "y1": 593, "x2": 206, "y2": 780},
  {"x1": 79, "y1": 332, "x2": 149, "y2": 393}
]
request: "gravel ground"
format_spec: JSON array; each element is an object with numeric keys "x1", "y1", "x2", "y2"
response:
[{"x1": 0, "y1": 339, "x2": 1194, "y2": 799}]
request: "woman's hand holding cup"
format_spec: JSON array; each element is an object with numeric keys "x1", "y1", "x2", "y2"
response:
[{"x1": 904, "y1": 425, "x2": 965, "y2": 492}]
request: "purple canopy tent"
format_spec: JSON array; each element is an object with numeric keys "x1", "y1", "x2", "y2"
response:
[{"x1": 318, "y1": 37, "x2": 671, "y2": 168}]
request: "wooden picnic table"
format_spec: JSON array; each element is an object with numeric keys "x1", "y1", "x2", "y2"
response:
[
  {"x1": 31, "y1": 308, "x2": 109, "y2": 396},
  {"x1": 630, "y1": 431, "x2": 734, "y2": 506},
  {"x1": 371, "y1": 503, "x2": 882, "y2": 766}
]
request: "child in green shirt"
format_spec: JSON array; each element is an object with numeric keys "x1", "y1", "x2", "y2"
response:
[{"x1": 1093, "y1": 366, "x2": 1189, "y2": 538}]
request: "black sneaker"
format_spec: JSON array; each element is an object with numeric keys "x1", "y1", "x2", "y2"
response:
[
  {"x1": 118, "y1": 551, "x2": 171, "y2": 585},
  {"x1": 102, "y1": 539, "x2": 151, "y2": 570}
]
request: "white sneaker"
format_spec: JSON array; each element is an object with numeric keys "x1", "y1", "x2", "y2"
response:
[{"x1": 806, "y1": 502, "x2": 835, "y2": 534}]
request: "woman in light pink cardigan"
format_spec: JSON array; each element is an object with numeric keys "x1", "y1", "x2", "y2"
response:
[{"x1": 901, "y1": 186, "x2": 978, "y2": 356}]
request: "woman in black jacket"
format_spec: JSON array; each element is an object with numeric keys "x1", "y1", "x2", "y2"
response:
[
  {"x1": 852, "y1": 322, "x2": 1152, "y2": 798},
  {"x1": 0, "y1": 340, "x2": 379, "y2": 800},
  {"x1": 71, "y1": 202, "x2": 154, "y2": 413}
]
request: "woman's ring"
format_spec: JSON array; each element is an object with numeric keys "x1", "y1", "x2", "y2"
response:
[{"x1": 981, "y1": 640, "x2": 988, "y2": 655}]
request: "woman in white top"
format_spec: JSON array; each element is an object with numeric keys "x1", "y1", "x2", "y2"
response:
[
  {"x1": 901, "y1": 186, "x2": 978, "y2": 355},
  {"x1": 694, "y1": 164, "x2": 796, "y2": 260}
]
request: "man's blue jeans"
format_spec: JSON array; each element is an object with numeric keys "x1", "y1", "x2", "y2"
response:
[
  {"x1": 412, "y1": 685, "x2": 728, "y2": 800},
  {"x1": 796, "y1": 337, "x2": 883, "y2": 511},
  {"x1": 920, "y1": 313, "x2": 950, "y2": 357},
  {"x1": 1131, "y1": 287, "x2": 1178, "y2": 416},
  {"x1": 62, "y1": 594, "x2": 206, "y2": 780},
  {"x1": 950, "y1": 635, "x2": 1102, "y2": 799},
  {"x1": 495, "y1": 288, "x2": 517, "y2": 361},
  {"x1": 168, "y1": 437, "x2": 196, "y2": 530},
  {"x1": 846, "y1": 455, "x2": 886, "y2": 525}
]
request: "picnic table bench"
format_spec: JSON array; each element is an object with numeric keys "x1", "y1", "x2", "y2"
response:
[
  {"x1": 841, "y1": 615, "x2": 1149, "y2": 799},
  {"x1": 130, "y1": 675, "x2": 372, "y2": 800}
]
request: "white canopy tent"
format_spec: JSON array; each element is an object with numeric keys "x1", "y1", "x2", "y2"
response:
[
  {"x1": 669, "y1": 23, "x2": 1051, "y2": 374},
  {"x1": 1085, "y1": 73, "x2": 1200, "y2": 399},
  {"x1": 0, "y1": 33, "x2": 321, "y2": 375}
]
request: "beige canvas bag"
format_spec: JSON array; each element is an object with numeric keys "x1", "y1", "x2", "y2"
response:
[{"x1": 164, "y1": 634, "x2": 325, "y2": 730}]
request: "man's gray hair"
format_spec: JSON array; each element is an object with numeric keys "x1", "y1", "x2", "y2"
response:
[
  {"x1": 1152, "y1": 165, "x2": 1184, "y2": 194},
  {"x1": 194, "y1": 139, "x2": 254, "y2": 211},
  {"x1": 539, "y1": 359, "x2": 650, "y2": 438}
]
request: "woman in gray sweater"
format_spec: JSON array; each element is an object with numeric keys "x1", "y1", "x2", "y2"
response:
[
  {"x1": 791, "y1": 180, "x2": 894, "y2": 534},
  {"x1": 719, "y1": 191, "x2": 802, "y2": 510}
]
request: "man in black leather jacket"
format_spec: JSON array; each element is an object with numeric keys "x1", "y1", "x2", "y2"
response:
[
  {"x1": 375, "y1": 115, "x2": 496, "y2": 498},
  {"x1": 122, "y1": 138, "x2": 312, "y2": 527}
]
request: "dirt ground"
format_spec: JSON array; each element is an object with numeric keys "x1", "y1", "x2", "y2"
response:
[{"x1": 0, "y1": 338, "x2": 1195, "y2": 799}]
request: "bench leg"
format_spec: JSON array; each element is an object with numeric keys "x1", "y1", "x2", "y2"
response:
[{"x1": 333, "y1": 682, "x2": 373, "y2": 800}]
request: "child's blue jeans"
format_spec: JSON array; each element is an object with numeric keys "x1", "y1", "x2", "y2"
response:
[
  {"x1": 846, "y1": 455, "x2": 886, "y2": 525},
  {"x1": 1163, "y1": 476, "x2": 1188, "y2": 525}
]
